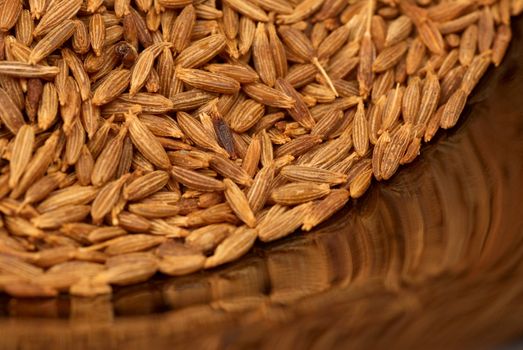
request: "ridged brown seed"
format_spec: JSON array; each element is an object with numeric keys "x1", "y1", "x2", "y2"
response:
[
  {"x1": 0, "y1": 61, "x2": 59, "y2": 79},
  {"x1": 459, "y1": 24, "x2": 478, "y2": 66},
  {"x1": 0, "y1": 87, "x2": 25, "y2": 134},
  {"x1": 438, "y1": 49, "x2": 459, "y2": 78},
  {"x1": 210, "y1": 154, "x2": 253, "y2": 187},
  {"x1": 478, "y1": 6, "x2": 494, "y2": 54},
  {"x1": 281, "y1": 165, "x2": 347, "y2": 185},
  {"x1": 302, "y1": 189, "x2": 350, "y2": 231},
  {"x1": 15, "y1": 10, "x2": 33, "y2": 46},
  {"x1": 258, "y1": 129, "x2": 273, "y2": 167},
  {"x1": 62, "y1": 48, "x2": 90, "y2": 101},
  {"x1": 238, "y1": 15, "x2": 255, "y2": 55},
  {"x1": 492, "y1": 25, "x2": 511, "y2": 67},
  {"x1": 28, "y1": 0, "x2": 47, "y2": 20},
  {"x1": 380, "y1": 123, "x2": 412, "y2": 180},
  {"x1": 80, "y1": 99, "x2": 99, "y2": 139},
  {"x1": 209, "y1": 109, "x2": 236, "y2": 159},
  {"x1": 23, "y1": 172, "x2": 66, "y2": 205},
  {"x1": 382, "y1": 84, "x2": 404, "y2": 131},
  {"x1": 223, "y1": 0, "x2": 268, "y2": 22},
  {"x1": 367, "y1": 97, "x2": 384, "y2": 144},
  {"x1": 176, "y1": 68, "x2": 241, "y2": 94},
  {"x1": 91, "y1": 125, "x2": 128, "y2": 186},
  {"x1": 311, "y1": 108, "x2": 344, "y2": 140},
  {"x1": 54, "y1": 59, "x2": 69, "y2": 106},
  {"x1": 271, "y1": 182, "x2": 330, "y2": 205},
  {"x1": 125, "y1": 112, "x2": 170, "y2": 169},
  {"x1": 424, "y1": 105, "x2": 444, "y2": 142},
  {"x1": 285, "y1": 63, "x2": 317, "y2": 88},
  {"x1": 353, "y1": 100, "x2": 369, "y2": 157},
  {"x1": 10, "y1": 131, "x2": 60, "y2": 199},
  {"x1": 401, "y1": 136, "x2": 421, "y2": 164},
  {"x1": 60, "y1": 77, "x2": 81, "y2": 134},
  {"x1": 372, "y1": 69, "x2": 394, "y2": 102},
  {"x1": 87, "y1": 116, "x2": 113, "y2": 158},
  {"x1": 91, "y1": 175, "x2": 129, "y2": 224},
  {"x1": 101, "y1": 234, "x2": 164, "y2": 256},
  {"x1": 371, "y1": 129, "x2": 389, "y2": 180},
  {"x1": 440, "y1": 65, "x2": 466, "y2": 104},
  {"x1": 138, "y1": 114, "x2": 183, "y2": 139},
  {"x1": 124, "y1": 171, "x2": 169, "y2": 201},
  {"x1": 256, "y1": 0, "x2": 293, "y2": 14},
  {"x1": 9, "y1": 125, "x2": 34, "y2": 189},
  {"x1": 426, "y1": 0, "x2": 472, "y2": 22},
  {"x1": 0, "y1": 254, "x2": 43, "y2": 279},
  {"x1": 89, "y1": 13, "x2": 105, "y2": 57},
  {"x1": 246, "y1": 164, "x2": 274, "y2": 213},
  {"x1": 440, "y1": 88, "x2": 467, "y2": 129},
  {"x1": 31, "y1": 205, "x2": 91, "y2": 229},
  {"x1": 328, "y1": 40, "x2": 360, "y2": 77},
  {"x1": 204, "y1": 226, "x2": 258, "y2": 269},
  {"x1": 257, "y1": 202, "x2": 312, "y2": 242},
  {"x1": 461, "y1": 54, "x2": 491, "y2": 95},
  {"x1": 128, "y1": 8, "x2": 153, "y2": 47},
  {"x1": 402, "y1": 76, "x2": 421, "y2": 125},
  {"x1": 29, "y1": 20, "x2": 76, "y2": 64},
  {"x1": 275, "y1": 134, "x2": 323, "y2": 158},
  {"x1": 437, "y1": 12, "x2": 480, "y2": 35},
  {"x1": 114, "y1": 136, "x2": 132, "y2": 179},
  {"x1": 239, "y1": 133, "x2": 260, "y2": 178},
  {"x1": 170, "y1": 89, "x2": 215, "y2": 111},
  {"x1": 65, "y1": 119, "x2": 85, "y2": 165},
  {"x1": 274, "y1": 78, "x2": 315, "y2": 129},
  {"x1": 117, "y1": 212, "x2": 151, "y2": 233},
  {"x1": 175, "y1": 33, "x2": 226, "y2": 68},
  {"x1": 373, "y1": 41, "x2": 409, "y2": 73},
  {"x1": 170, "y1": 166, "x2": 225, "y2": 192},
  {"x1": 114, "y1": 93, "x2": 174, "y2": 114},
  {"x1": 206, "y1": 63, "x2": 259, "y2": 84},
  {"x1": 317, "y1": 23, "x2": 351, "y2": 60},
  {"x1": 156, "y1": 48, "x2": 174, "y2": 97},
  {"x1": 415, "y1": 71, "x2": 440, "y2": 134},
  {"x1": 72, "y1": 20, "x2": 90, "y2": 54},
  {"x1": 223, "y1": 178, "x2": 256, "y2": 228},
  {"x1": 92, "y1": 69, "x2": 131, "y2": 106},
  {"x1": 243, "y1": 83, "x2": 295, "y2": 109},
  {"x1": 358, "y1": 32, "x2": 375, "y2": 98},
  {"x1": 128, "y1": 203, "x2": 180, "y2": 218},
  {"x1": 228, "y1": 99, "x2": 265, "y2": 133},
  {"x1": 222, "y1": 3, "x2": 238, "y2": 40},
  {"x1": 405, "y1": 37, "x2": 426, "y2": 76},
  {"x1": 385, "y1": 15, "x2": 412, "y2": 47},
  {"x1": 0, "y1": 75, "x2": 24, "y2": 111},
  {"x1": 76, "y1": 145, "x2": 94, "y2": 186},
  {"x1": 37, "y1": 185, "x2": 98, "y2": 213},
  {"x1": 129, "y1": 49, "x2": 155, "y2": 96},
  {"x1": 252, "y1": 22, "x2": 276, "y2": 87},
  {"x1": 177, "y1": 111, "x2": 228, "y2": 156},
  {"x1": 311, "y1": 22, "x2": 328, "y2": 50},
  {"x1": 277, "y1": 0, "x2": 324, "y2": 24},
  {"x1": 417, "y1": 18, "x2": 445, "y2": 55},
  {"x1": 88, "y1": 226, "x2": 127, "y2": 243},
  {"x1": 185, "y1": 224, "x2": 233, "y2": 252},
  {"x1": 33, "y1": 0, "x2": 82, "y2": 36},
  {"x1": 267, "y1": 22, "x2": 287, "y2": 78}
]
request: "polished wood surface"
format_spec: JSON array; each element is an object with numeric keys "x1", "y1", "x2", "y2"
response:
[{"x1": 1, "y1": 18, "x2": 523, "y2": 350}]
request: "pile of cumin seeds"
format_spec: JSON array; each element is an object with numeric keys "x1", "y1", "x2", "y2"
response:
[{"x1": 0, "y1": 0, "x2": 518, "y2": 298}]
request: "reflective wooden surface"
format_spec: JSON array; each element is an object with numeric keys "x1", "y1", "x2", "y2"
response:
[{"x1": 1, "y1": 19, "x2": 523, "y2": 350}]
